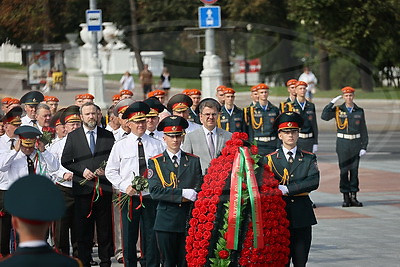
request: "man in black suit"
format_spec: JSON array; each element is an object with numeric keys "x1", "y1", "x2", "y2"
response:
[
  {"x1": 61, "y1": 102, "x2": 115, "y2": 267},
  {"x1": 0, "y1": 174, "x2": 81, "y2": 266}
]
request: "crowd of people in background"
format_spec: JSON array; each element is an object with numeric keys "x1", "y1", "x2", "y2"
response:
[{"x1": 0, "y1": 73, "x2": 368, "y2": 266}]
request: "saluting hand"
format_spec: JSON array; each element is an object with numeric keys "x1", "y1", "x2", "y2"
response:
[{"x1": 14, "y1": 139, "x2": 21, "y2": 152}]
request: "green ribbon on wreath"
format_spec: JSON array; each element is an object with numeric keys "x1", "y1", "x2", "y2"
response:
[{"x1": 226, "y1": 147, "x2": 264, "y2": 250}]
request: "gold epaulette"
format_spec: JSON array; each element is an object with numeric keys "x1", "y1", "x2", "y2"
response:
[
  {"x1": 335, "y1": 106, "x2": 348, "y2": 130},
  {"x1": 267, "y1": 154, "x2": 290, "y2": 185},
  {"x1": 151, "y1": 157, "x2": 177, "y2": 188}
]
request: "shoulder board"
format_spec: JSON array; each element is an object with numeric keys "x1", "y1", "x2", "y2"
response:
[
  {"x1": 185, "y1": 153, "x2": 199, "y2": 158},
  {"x1": 301, "y1": 150, "x2": 314, "y2": 155},
  {"x1": 115, "y1": 135, "x2": 128, "y2": 143},
  {"x1": 266, "y1": 151, "x2": 278, "y2": 156},
  {"x1": 150, "y1": 153, "x2": 163, "y2": 160}
]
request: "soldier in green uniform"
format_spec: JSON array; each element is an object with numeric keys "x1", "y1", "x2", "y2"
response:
[
  {"x1": 244, "y1": 83, "x2": 280, "y2": 156},
  {"x1": 290, "y1": 81, "x2": 318, "y2": 153},
  {"x1": 279, "y1": 79, "x2": 297, "y2": 113},
  {"x1": 0, "y1": 174, "x2": 82, "y2": 266},
  {"x1": 215, "y1": 85, "x2": 226, "y2": 106},
  {"x1": 148, "y1": 116, "x2": 202, "y2": 267},
  {"x1": 249, "y1": 85, "x2": 259, "y2": 107},
  {"x1": 186, "y1": 89, "x2": 202, "y2": 125},
  {"x1": 265, "y1": 112, "x2": 320, "y2": 267},
  {"x1": 321, "y1": 86, "x2": 368, "y2": 207},
  {"x1": 217, "y1": 87, "x2": 246, "y2": 133}
]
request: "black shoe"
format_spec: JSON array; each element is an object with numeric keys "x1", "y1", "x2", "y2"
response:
[
  {"x1": 342, "y1": 193, "x2": 350, "y2": 207},
  {"x1": 90, "y1": 260, "x2": 99, "y2": 266},
  {"x1": 350, "y1": 192, "x2": 363, "y2": 207}
]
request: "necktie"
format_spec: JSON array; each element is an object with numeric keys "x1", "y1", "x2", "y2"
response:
[
  {"x1": 208, "y1": 132, "x2": 215, "y2": 158},
  {"x1": 287, "y1": 151, "x2": 294, "y2": 164},
  {"x1": 27, "y1": 156, "x2": 35, "y2": 174},
  {"x1": 10, "y1": 138, "x2": 15, "y2": 150},
  {"x1": 149, "y1": 132, "x2": 155, "y2": 137},
  {"x1": 89, "y1": 131, "x2": 95, "y2": 155},
  {"x1": 172, "y1": 155, "x2": 179, "y2": 169},
  {"x1": 31, "y1": 120, "x2": 38, "y2": 128},
  {"x1": 137, "y1": 137, "x2": 146, "y2": 176}
]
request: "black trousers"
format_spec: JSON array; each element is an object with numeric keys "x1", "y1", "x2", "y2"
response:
[
  {"x1": 336, "y1": 138, "x2": 362, "y2": 193},
  {"x1": 0, "y1": 190, "x2": 11, "y2": 256},
  {"x1": 156, "y1": 230, "x2": 186, "y2": 267},
  {"x1": 286, "y1": 226, "x2": 312, "y2": 267},
  {"x1": 74, "y1": 193, "x2": 113, "y2": 267},
  {"x1": 121, "y1": 195, "x2": 159, "y2": 267},
  {"x1": 54, "y1": 185, "x2": 76, "y2": 256}
]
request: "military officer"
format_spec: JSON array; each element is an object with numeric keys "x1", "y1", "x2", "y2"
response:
[
  {"x1": 249, "y1": 85, "x2": 259, "y2": 107},
  {"x1": 167, "y1": 94, "x2": 201, "y2": 134},
  {"x1": 48, "y1": 105, "x2": 82, "y2": 257},
  {"x1": 0, "y1": 174, "x2": 81, "y2": 266},
  {"x1": 49, "y1": 108, "x2": 67, "y2": 142},
  {"x1": 148, "y1": 116, "x2": 202, "y2": 267},
  {"x1": 217, "y1": 87, "x2": 246, "y2": 133},
  {"x1": 215, "y1": 85, "x2": 226, "y2": 106},
  {"x1": 44, "y1": 95, "x2": 59, "y2": 116},
  {"x1": 291, "y1": 81, "x2": 318, "y2": 153},
  {"x1": 0, "y1": 106, "x2": 22, "y2": 257},
  {"x1": 120, "y1": 89, "x2": 134, "y2": 100},
  {"x1": 244, "y1": 83, "x2": 280, "y2": 156},
  {"x1": 20, "y1": 91, "x2": 44, "y2": 127},
  {"x1": 144, "y1": 97, "x2": 165, "y2": 141},
  {"x1": 113, "y1": 99, "x2": 135, "y2": 141},
  {"x1": 0, "y1": 126, "x2": 59, "y2": 184},
  {"x1": 112, "y1": 94, "x2": 120, "y2": 105},
  {"x1": 266, "y1": 112, "x2": 320, "y2": 267},
  {"x1": 187, "y1": 89, "x2": 202, "y2": 124},
  {"x1": 105, "y1": 101, "x2": 164, "y2": 267},
  {"x1": 279, "y1": 79, "x2": 297, "y2": 113},
  {"x1": 321, "y1": 87, "x2": 368, "y2": 207}
]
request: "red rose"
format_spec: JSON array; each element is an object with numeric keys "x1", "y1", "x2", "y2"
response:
[
  {"x1": 211, "y1": 195, "x2": 219, "y2": 204},
  {"x1": 233, "y1": 139, "x2": 244, "y2": 146},
  {"x1": 194, "y1": 232, "x2": 203, "y2": 240},
  {"x1": 189, "y1": 218, "x2": 199, "y2": 227},
  {"x1": 213, "y1": 188, "x2": 223, "y2": 196},
  {"x1": 218, "y1": 250, "x2": 229, "y2": 259},
  {"x1": 199, "y1": 214, "x2": 208, "y2": 222},
  {"x1": 250, "y1": 145, "x2": 258, "y2": 155},
  {"x1": 198, "y1": 248, "x2": 208, "y2": 257},
  {"x1": 202, "y1": 230, "x2": 212, "y2": 240},
  {"x1": 204, "y1": 221, "x2": 214, "y2": 231},
  {"x1": 199, "y1": 239, "x2": 209, "y2": 248},
  {"x1": 206, "y1": 213, "x2": 215, "y2": 222},
  {"x1": 199, "y1": 206, "x2": 208, "y2": 214},
  {"x1": 209, "y1": 204, "x2": 217, "y2": 213},
  {"x1": 192, "y1": 208, "x2": 200, "y2": 217}
]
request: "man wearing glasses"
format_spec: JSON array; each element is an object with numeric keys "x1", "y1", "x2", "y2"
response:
[{"x1": 182, "y1": 98, "x2": 232, "y2": 175}]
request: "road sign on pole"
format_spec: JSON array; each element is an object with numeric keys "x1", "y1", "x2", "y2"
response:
[
  {"x1": 198, "y1": 6, "x2": 221, "y2": 29},
  {"x1": 86, "y1": 10, "x2": 102, "y2": 31}
]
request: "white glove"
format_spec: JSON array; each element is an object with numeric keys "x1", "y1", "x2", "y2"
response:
[
  {"x1": 182, "y1": 189, "x2": 198, "y2": 202},
  {"x1": 359, "y1": 149, "x2": 367, "y2": 157},
  {"x1": 312, "y1": 144, "x2": 318, "y2": 153},
  {"x1": 278, "y1": 185, "x2": 289, "y2": 195},
  {"x1": 331, "y1": 95, "x2": 342, "y2": 104}
]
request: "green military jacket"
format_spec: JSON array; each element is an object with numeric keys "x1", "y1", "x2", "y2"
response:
[
  {"x1": 266, "y1": 147, "x2": 320, "y2": 228},
  {"x1": 279, "y1": 97, "x2": 294, "y2": 113},
  {"x1": 321, "y1": 102, "x2": 368, "y2": 149},
  {"x1": 217, "y1": 105, "x2": 246, "y2": 133},
  {"x1": 188, "y1": 107, "x2": 201, "y2": 125},
  {"x1": 244, "y1": 101, "x2": 280, "y2": 143},
  {"x1": 148, "y1": 150, "x2": 202, "y2": 233},
  {"x1": 292, "y1": 99, "x2": 318, "y2": 144}
]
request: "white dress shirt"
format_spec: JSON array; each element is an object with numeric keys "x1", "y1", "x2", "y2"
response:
[
  {"x1": 282, "y1": 146, "x2": 297, "y2": 162},
  {"x1": 105, "y1": 133, "x2": 164, "y2": 194},
  {"x1": 0, "y1": 149, "x2": 59, "y2": 189},
  {"x1": 0, "y1": 134, "x2": 18, "y2": 189},
  {"x1": 21, "y1": 115, "x2": 36, "y2": 127},
  {"x1": 202, "y1": 126, "x2": 217, "y2": 151},
  {"x1": 83, "y1": 125, "x2": 98, "y2": 146},
  {"x1": 166, "y1": 149, "x2": 182, "y2": 165},
  {"x1": 48, "y1": 137, "x2": 73, "y2": 188}
]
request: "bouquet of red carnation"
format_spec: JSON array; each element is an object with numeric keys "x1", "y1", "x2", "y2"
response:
[{"x1": 40, "y1": 126, "x2": 56, "y2": 146}]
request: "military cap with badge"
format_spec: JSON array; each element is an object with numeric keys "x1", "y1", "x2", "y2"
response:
[
  {"x1": 157, "y1": 116, "x2": 189, "y2": 136},
  {"x1": 143, "y1": 97, "x2": 165, "y2": 117},
  {"x1": 20, "y1": 91, "x2": 44, "y2": 106},
  {"x1": 122, "y1": 101, "x2": 150, "y2": 122}
]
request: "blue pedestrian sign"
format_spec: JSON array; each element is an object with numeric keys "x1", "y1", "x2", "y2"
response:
[
  {"x1": 198, "y1": 6, "x2": 221, "y2": 29},
  {"x1": 86, "y1": 10, "x2": 102, "y2": 31}
]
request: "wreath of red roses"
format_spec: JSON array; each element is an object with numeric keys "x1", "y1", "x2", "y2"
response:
[{"x1": 185, "y1": 132, "x2": 290, "y2": 266}]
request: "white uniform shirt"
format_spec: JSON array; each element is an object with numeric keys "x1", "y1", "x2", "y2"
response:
[
  {"x1": 105, "y1": 124, "x2": 120, "y2": 141},
  {"x1": 21, "y1": 115, "x2": 36, "y2": 126},
  {"x1": 145, "y1": 129, "x2": 164, "y2": 142},
  {"x1": 47, "y1": 137, "x2": 73, "y2": 188},
  {"x1": 0, "y1": 149, "x2": 59, "y2": 189},
  {"x1": 186, "y1": 121, "x2": 201, "y2": 134},
  {"x1": 0, "y1": 134, "x2": 18, "y2": 190},
  {"x1": 105, "y1": 133, "x2": 164, "y2": 195}
]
